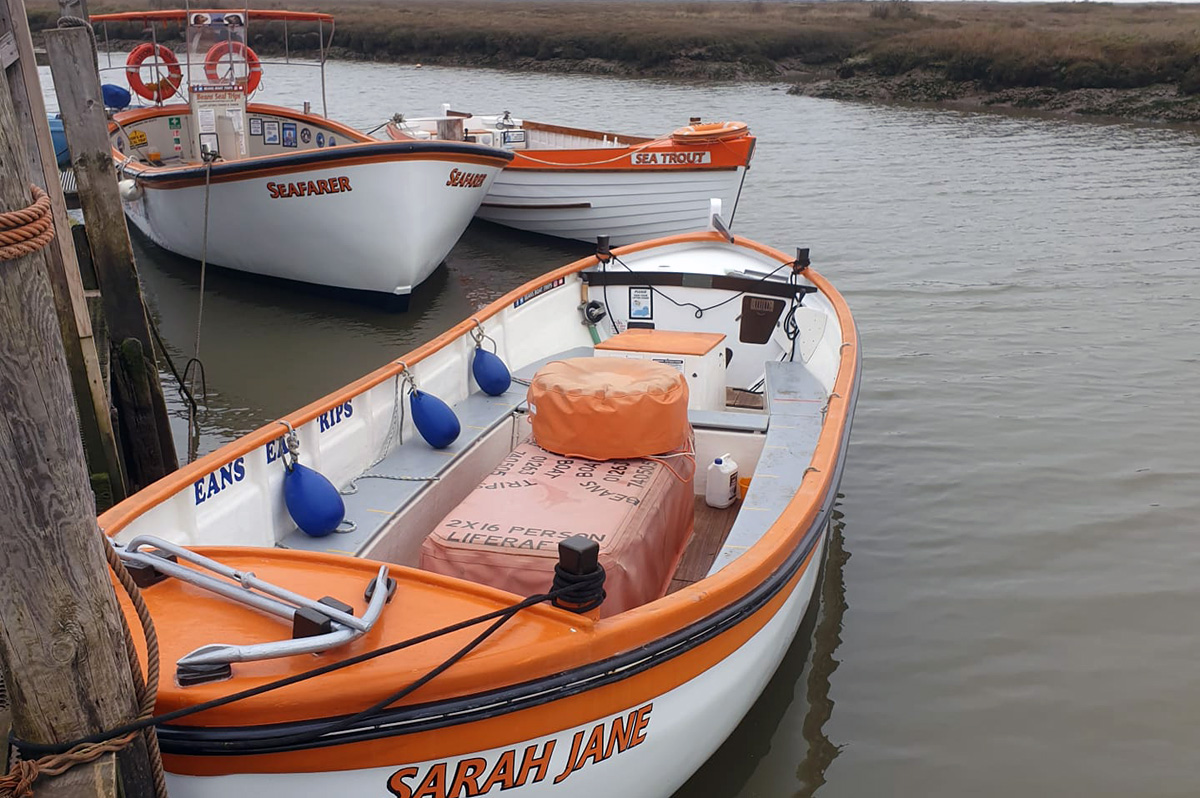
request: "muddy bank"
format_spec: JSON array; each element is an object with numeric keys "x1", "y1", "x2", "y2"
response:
[{"x1": 791, "y1": 71, "x2": 1200, "y2": 124}]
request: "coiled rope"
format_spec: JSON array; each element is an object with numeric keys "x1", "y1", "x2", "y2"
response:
[
  {"x1": 0, "y1": 537, "x2": 166, "y2": 798},
  {"x1": 0, "y1": 185, "x2": 55, "y2": 263}
]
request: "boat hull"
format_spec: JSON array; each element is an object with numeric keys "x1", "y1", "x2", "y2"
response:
[
  {"x1": 93, "y1": 231, "x2": 859, "y2": 798},
  {"x1": 476, "y1": 165, "x2": 749, "y2": 245},
  {"x1": 160, "y1": 530, "x2": 829, "y2": 798},
  {"x1": 386, "y1": 118, "x2": 754, "y2": 245},
  {"x1": 121, "y1": 143, "x2": 509, "y2": 296}
]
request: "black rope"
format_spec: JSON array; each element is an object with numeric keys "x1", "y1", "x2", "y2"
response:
[
  {"x1": 12, "y1": 587, "x2": 566, "y2": 758},
  {"x1": 610, "y1": 254, "x2": 793, "y2": 319},
  {"x1": 551, "y1": 564, "x2": 607, "y2": 614},
  {"x1": 144, "y1": 304, "x2": 204, "y2": 416}
]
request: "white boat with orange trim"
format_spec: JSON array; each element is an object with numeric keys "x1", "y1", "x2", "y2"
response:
[
  {"x1": 92, "y1": 10, "x2": 512, "y2": 304},
  {"x1": 386, "y1": 110, "x2": 755, "y2": 244},
  {"x1": 89, "y1": 213, "x2": 857, "y2": 797}
]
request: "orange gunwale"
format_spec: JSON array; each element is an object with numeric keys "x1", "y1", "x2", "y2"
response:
[
  {"x1": 385, "y1": 120, "x2": 754, "y2": 171},
  {"x1": 158, "y1": 541, "x2": 825, "y2": 774},
  {"x1": 101, "y1": 232, "x2": 858, "y2": 770}
]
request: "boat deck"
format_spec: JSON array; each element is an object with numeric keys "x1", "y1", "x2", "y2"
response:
[
  {"x1": 668, "y1": 498, "x2": 739, "y2": 593},
  {"x1": 280, "y1": 346, "x2": 827, "y2": 603}
]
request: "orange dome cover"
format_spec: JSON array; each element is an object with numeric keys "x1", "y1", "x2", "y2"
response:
[{"x1": 527, "y1": 357, "x2": 690, "y2": 460}]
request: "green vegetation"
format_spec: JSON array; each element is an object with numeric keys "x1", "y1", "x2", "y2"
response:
[{"x1": 28, "y1": 1, "x2": 1200, "y2": 112}]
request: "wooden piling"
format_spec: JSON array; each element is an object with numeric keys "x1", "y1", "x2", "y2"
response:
[
  {"x1": 0, "y1": 60, "x2": 156, "y2": 798},
  {"x1": 45, "y1": 22, "x2": 179, "y2": 492},
  {"x1": 0, "y1": 0, "x2": 126, "y2": 506}
]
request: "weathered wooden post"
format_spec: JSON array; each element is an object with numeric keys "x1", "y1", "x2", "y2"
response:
[
  {"x1": 45, "y1": 20, "x2": 179, "y2": 491},
  {"x1": 0, "y1": 0, "x2": 126, "y2": 506},
  {"x1": 0, "y1": 63, "x2": 158, "y2": 798},
  {"x1": 58, "y1": 0, "x2": 88, "y2": 20}
]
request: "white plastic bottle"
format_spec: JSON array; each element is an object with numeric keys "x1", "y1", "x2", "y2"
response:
[{"x1": 705, "y1": 453, "x2": 739, "y2": 509}]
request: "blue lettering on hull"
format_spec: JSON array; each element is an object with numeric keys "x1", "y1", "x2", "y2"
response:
[{"x1": 194, "y1": 456, "x2": 247, "y2": 505}]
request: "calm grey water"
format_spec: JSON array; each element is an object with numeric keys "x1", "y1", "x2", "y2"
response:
[{"x1": 49, "y1": 60, "x2": 1200, "y2": 795}]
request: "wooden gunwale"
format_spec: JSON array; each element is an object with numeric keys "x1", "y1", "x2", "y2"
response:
[
  {"x1": 109, "y1": 104, "x2": 512, "y2": 188},
  {"x1": 521, "y1": 119, "x2": 652, "y2": 146}
]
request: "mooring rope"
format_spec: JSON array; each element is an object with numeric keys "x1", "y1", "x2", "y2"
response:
[
  {"x1": 0, "y1": 534, "x2": 166, "y2": 798},
  {"x1": 0, "y1": 185, "x2": 55, "y2": 263},
  {"x1": 185, "y1": 160, "x2": 213, "y2": 462}
]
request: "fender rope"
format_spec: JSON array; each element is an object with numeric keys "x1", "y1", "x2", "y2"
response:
[{"x1": 0, "y1": 185, "x2": 55, "y2": 263}]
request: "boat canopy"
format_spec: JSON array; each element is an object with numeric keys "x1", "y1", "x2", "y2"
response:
[{"x1": 89, "y1": 9, "x2": 334, "y2": 24}]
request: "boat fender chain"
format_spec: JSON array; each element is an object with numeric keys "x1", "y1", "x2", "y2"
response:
[
  {"x1": 338, "y1": 365, "x2": 438, "y2": 496},
  {"x1": 0, "y1": 185, "x2": 55, "y2": 263},
  {"x1": 0, "y1": 531, "x2": 168, "y2": 798}
]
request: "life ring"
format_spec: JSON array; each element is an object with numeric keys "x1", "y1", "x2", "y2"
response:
[
  {"x1": 125, "y1": 43, "x2": 183, "y2": 103},
  {"x1": 203, "y1": 41, "x2": 263, "y2": 94},
  {"x1": 670, "y1": 121, "x2": 750, "y2": 145}
]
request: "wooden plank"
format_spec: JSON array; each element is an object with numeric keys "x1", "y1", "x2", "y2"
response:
[
  {"x1": 0, "y1": 30, "x2": 16, "y2": 68},
  {"x1": 45, "y1": 24, "x2": 179, "y2": 490},
  {"x1": 0, "y1": 59, "x2": 144, "y2": 798},
  {"x1": 668, "y1": 496, "x2": 739, "y2": 591},
  {"x1": 0, "y1": 0, "x2": 126, "y2": 503}
]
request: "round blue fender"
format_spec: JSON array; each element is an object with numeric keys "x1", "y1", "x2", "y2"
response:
[
  {"x1": 410, "y1": 389, "x2": 460, "y2": 449},
  {"x1": 283, "y1": 462, "x2": 346, "y2": 537},
  {"x1": 472, "y1": 347, "x2": 512, "y2": 396}
]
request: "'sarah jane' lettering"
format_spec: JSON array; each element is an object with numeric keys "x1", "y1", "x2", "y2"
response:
[
  {"x1": 385, "y1": 704, "x2": 653, "y2": 798},
  {"x1": 267, "y1": 175, "x2": 352, "y2": 199}
]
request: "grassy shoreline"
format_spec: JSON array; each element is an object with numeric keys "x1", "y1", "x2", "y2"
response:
[{"x1": 33, "y1": 0, "x2": 1200, "y2": 123}]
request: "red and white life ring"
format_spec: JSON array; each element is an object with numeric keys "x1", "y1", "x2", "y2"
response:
[
  {"x1": 125, "y1": 43, "x2": 183, "y2": 103},
  {"x1": 670, "y1": 120, "x2": 750, "y2": 145},
  {"x1": 203, "y1": 41, "x2": 263, "y2": 94}
]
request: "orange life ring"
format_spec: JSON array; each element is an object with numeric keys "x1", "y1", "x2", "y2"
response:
[
  {"x1": 203, "y1": 41, "x2": 263, "y2": 94},
  {"x1": 670, "y1": 120, "x2": 750, "y2": 145},
  {"x1": 125, "y1": 43, "x2": 183, "y2": 103}
]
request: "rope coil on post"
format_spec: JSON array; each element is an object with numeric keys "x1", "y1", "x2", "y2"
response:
[
  {"x1": 0, "y1": 185, "x2": 55, "y2": 263},
  {"x1": 0, "y1": 535, "x2": 167, "y2": 798}
]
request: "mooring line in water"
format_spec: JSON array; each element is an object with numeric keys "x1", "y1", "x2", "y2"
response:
[{"x1": 185, "y1": 159, "x2": 214, "y2": 462}]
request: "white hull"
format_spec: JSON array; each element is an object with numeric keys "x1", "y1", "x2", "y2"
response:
[
  {"x1": 162, "y1": 531, "x2": 827, "y2": 798},
  {"x1": 476, "y1": 167, "x2": 749, "y2": 245},
  {"x1": 124, "y1": 156, "x2": 504, "y2": 296}
]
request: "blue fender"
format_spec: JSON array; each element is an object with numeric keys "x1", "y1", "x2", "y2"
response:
[
  {"x1": 283, "y1": 462, "x2": 346, "y2": 537},
  {"x1": 410, "y1": 389, "x2": 460, "y2": 449},
  {"x1": 472, "y1": 347, "x2": 512, "y2": 396}
]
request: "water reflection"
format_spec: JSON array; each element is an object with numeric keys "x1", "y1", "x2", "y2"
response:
[
  {"x1": 796, "y1": 504, "x2": 849, "y2": 796},
  {"x1": 673, "y1": 501, "x2": 850, "y2": 798}
]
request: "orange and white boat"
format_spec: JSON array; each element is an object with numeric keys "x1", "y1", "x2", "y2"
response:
[
  {"x1": 92, "y1": 11, "x2": 512, "y2": 304},
  {"x1": 94, "y1": 211, "x2": 858, "y2": 797},
  {"x1": 386, "y1": 110, "x2": 755, "y2": 244}
]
